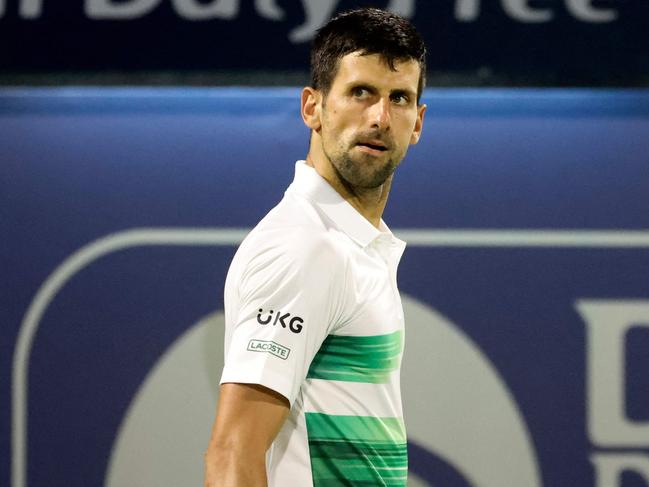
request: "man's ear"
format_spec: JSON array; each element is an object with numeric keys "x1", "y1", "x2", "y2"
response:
[
  {"x1": 409, "y1": 103, "x2": 427, "y2": 145},
  {"x1": 301, "y1": 87, "x2": 322, "y2": 132}
]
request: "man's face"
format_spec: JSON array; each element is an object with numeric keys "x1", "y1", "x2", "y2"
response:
[{"x1": 318, "y1": 52, "x2": 425, "y2": 189}]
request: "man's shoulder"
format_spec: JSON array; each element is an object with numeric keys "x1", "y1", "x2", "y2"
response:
[
  {"x1": 247, "y1": 221, "x2": 344, "y2": 265},
  {"x1": 236, "y1": 194, "x2": 347, "y2": 269}
]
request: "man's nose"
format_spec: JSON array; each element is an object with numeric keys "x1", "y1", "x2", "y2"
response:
[{"x1": 369, "y1": 97, "x2": 391, "y2": 131}]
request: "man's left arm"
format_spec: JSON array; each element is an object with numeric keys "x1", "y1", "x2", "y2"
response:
[{"x1": 204, "y1": 382, "x2": 289, "y2": 487}]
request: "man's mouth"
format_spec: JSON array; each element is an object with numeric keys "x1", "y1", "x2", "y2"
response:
[{"x1": 356, "y1": 140, "x2": 388, "y2": 152}]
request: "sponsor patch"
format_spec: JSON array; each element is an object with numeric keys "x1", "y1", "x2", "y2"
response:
[
  {"x1": 247, "y1": 339, "x2": 291, "y2": 360},
  {"x1": 256, "y1": 308, "x2": 304, "y2": 333}
]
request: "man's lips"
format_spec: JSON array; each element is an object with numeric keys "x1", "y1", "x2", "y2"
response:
[{"x1": 356, "y1": 140, "x2": 389, "y2": 152}]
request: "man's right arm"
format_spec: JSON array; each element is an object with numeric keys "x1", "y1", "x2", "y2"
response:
[{"x1": 204, "y1": 382, "x2": 290, "y2": 487}]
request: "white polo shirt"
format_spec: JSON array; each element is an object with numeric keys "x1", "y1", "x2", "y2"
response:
[{"x1": 220, "y1": 160, "x2": 408, "y2": 486}]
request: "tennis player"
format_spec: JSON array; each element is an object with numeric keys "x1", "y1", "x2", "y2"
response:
[{"x1": 204, "y1": 7, "x2": 427, "y2": 486}]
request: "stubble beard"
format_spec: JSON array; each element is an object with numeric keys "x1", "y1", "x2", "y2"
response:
[{"x1": 323, "y1": 140, "x2": 403, "y2": 190}]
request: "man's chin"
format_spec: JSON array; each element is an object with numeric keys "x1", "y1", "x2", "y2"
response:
[
  {"x1": 327, "y1": 150, "x2": 396, "y2": 188},
  {"x1": 346, "y1": 166, "x2": 396, "y2": 190}
]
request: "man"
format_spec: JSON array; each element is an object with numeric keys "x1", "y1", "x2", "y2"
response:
[{"x1": 204, "y1": 7, "x2": 426, "y2": 486}]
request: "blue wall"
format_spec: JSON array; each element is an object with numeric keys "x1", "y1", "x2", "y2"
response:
[{"x1": 2, "y1": 88, "x2": 649, "y2": 486}]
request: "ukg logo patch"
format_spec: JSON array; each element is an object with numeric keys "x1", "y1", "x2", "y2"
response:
[
  {"x1": 256, "y1": 308, "x2": 304, "y2": 333},
  {"x1": 247, "y1": 339, "x2": 291, "y2": 360}
]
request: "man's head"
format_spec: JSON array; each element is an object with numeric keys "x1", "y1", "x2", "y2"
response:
[
  {"x1": 302, "y1": 8, "x2": 427, "y2": 191},
  {"x1": 311, "y1": 7, "x2": 427, "y2": 105}
]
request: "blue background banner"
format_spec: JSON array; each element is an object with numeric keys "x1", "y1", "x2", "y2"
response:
[{"x1": 2, "y1": 87, "x2": 649, "y2": 486}]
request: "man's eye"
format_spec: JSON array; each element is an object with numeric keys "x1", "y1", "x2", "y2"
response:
[
  {"x1": 352, "y1": 87, "x2": 368, "y2": 98},
  {"x1": 391, "y1": 94, "x2": 409, "y2": 105}
]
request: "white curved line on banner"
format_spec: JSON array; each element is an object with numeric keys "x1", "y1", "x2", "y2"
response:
[
  {"x1": 11, "y1": 228, "x2": 247, "y2": 487},
  {"x1": 12, "y1": 227, "x2": 649, "y2": 487},
  {"x1": 398, "y1": 229, "x2": 649, "y2": 247}
]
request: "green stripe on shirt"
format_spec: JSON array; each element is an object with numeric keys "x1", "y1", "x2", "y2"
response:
[
  {"x1": 307, "y1": 331, "x2": 403, "y2": 384},
  {"x1": 306, "y1": 413, "x2": 408, "y2": 486}
]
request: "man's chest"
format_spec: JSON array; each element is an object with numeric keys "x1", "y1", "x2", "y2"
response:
[{"x1": 341, "y1": 248, "x2": 405, "y2": 337}]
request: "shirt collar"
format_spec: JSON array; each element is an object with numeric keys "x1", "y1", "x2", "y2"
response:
[{"x1": 286, "y1": 160, "x2": 406, "y2": 251}]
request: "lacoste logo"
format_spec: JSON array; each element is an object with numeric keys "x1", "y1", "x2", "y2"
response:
[
  {"x1": 247, "y1": 339, "x2": 291, "y2": 360},
  {"x1": 256, "y1": 308, "x2": 304, "y2": 334}
]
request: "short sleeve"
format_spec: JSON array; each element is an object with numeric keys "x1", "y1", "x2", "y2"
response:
[{"x1": 220, "y1": 230, "x2": 347, "y2": 404}]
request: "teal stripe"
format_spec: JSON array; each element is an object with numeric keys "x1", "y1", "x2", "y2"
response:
[
  {"x1": 307, "y1": 331, "x2": 402, "y2": 384},
  {"x1": 309, "y1": 440, "x2": 407, "y2": 467},
  {"x1": 306, "y1": 413, "x2": 408, "y2": 486},
  {"x1": 310, "y1": 457, "x2": 408, "y2": 485},
  {"x1": 306, "y1": 413, "x2": 406, "y2": 444}
]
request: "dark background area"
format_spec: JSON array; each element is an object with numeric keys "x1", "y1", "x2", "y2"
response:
[{"x1": 1, "y1": 0, "x2": 648, "y2": 86}]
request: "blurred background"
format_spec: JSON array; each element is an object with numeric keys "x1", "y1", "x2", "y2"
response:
[
  {"x1": 2, "y1": 1, "x2": 649, "y2": 487},
  {"x1": 1, "y1": 0, "x2": 648, "y2": 86}
]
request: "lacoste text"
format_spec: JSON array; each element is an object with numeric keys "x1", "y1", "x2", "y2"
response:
[{"x1": 247, "y1": 339, "x2": 291, "y2": 360}]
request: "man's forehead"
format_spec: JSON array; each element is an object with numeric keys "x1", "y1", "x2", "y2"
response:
[{"x1": 333, "y1": 52, "x2": 420, "y2": 88}]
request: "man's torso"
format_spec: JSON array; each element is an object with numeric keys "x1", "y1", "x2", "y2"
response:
[{"x1": 221, "y1": 162, "x2": 408, "y2": 486}]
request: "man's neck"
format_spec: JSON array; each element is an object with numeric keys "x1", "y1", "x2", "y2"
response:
[{"x1": 305, "y1": 153, "x2": 391, "y2": 230}]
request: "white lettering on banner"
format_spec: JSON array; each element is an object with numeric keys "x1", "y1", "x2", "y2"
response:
[
  {"x1": 171, "y1": 0, "x2": 239, "y2": 21},
  {"x1": 591, "y1": 453, "x2": 649, "y2": 486},
  {"x1": 19, "y1": 0, "x2": 42, "y2": 18},
  {"x1": 6, "y1": 0, "x2": 619, "y2": 25},
  {"x1": 455, "y1": 0, "x2": 553, "y2": 22},
  {"x1": 577, "y1": 300, "x2": 649, "y2": 447},
  {"x1": 455, "y1": 0, "x2": 479, "y2": 22},
  {"x1": 86, "y1": 0, "x2": 160, "y2": 19},
  {"x1": 172, "y1": 0, "x2": 283, "y2": 21},
  {"x1": 85, "y1": 0, "x2": 283, "y2": 21},
  {"x1": 455, "y1": 0, "x2": 618, "y2": 23},
  {"x1": 567, "y1": 0, "x2": 618, "y2": 22},
  {"x1": 578, "y1": 301, "x2": 649, "y2": 487},
  {"x1": 387, "y1": 0, "x2": 415, "y2": 18},
  {"x1": 256, "y1": 0, "x2": 284, "y2": 21},
  {"x1": 289, "y1": 0, "x2": 338, "y2": 43},
  {"x1": 289, "y1": 0, "x2": 415, "y2": 43},
  {"x1": 503, "y1": 0, "x2": 553, "y2": 22}
]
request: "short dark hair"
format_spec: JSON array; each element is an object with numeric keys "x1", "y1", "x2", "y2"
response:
[{"x1": 310, "y1": 8, "x2": 427, "y2": 103}]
